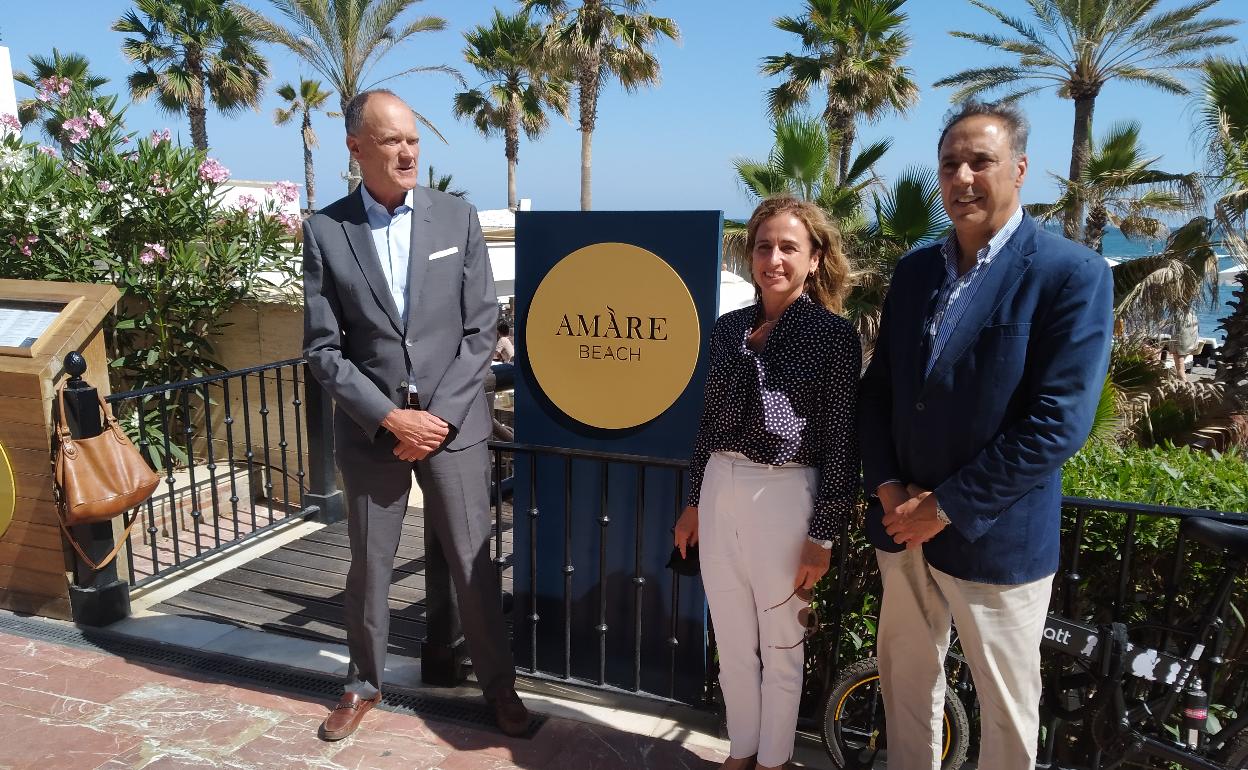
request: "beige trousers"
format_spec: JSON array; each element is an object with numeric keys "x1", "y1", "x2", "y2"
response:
[
  {"x1": 700, "y1": 451, "x2": 817, "y2": 767},
  {"x1": 875, "y1": 547, "x2": 1053, "y2": 770}
]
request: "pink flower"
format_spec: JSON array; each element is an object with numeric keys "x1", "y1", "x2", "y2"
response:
[
  {"x1": 276, "y1": 211, "x2": 302, "y2": 234},
  {"x1": 236, "y1": 193, "x2": 259, "y2": 214},
  {"x1": 198, "y1": 157, "x2": 230, "y2": 184},
  {"x1": 149, "y1": 128, "x2": 171, "y2": 146},
  {"x1": 37, "y1": 145, "x2": 57, "y2": 157},
  {"x1": 273, "y1": 180, "x2": 300, "y2": 204},
  {"x1": 62, "y1": 116, "x2": 90, "y2": 145},
  {"x1": 139, "y1": 243, "x2": 166, "y2": 264},
  {"x1": 20, "y1": 245, "x2": 31, "y2": 256},
  {"x1": 87, "y1": 109, "x2": 106, "y2": 128},
  {"x1": 97, "y1": 180, "x2": 113, "y2": 193},
  {"x1": 0, "y1": 113, "x2": 20, "y2": 133},
  {"x1": 36, "y1": 76, "x2": 72, "y2": 103},
  {"x1": 26, "y1": 235, "x2": 38, "y2": 244}
]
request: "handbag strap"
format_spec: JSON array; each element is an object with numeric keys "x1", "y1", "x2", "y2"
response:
[
  {"x1": 55, "y1": 381, "x2": 125, "y2": 450},
  {"x1": 57, "y1": 512, "x2": 140, "y2": 572}
]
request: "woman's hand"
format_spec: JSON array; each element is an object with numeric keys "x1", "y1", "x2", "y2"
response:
[
  {"x1": 794, "y1": 539, "x2": 831, "y2": 590},
  {"x1": 674, "y1": 505, "x2": 699, "y2": 558}
]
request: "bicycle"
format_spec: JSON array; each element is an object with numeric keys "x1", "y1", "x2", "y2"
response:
[{"x1": 821, "y1": 515, "x2": 1248, "y2": 769}]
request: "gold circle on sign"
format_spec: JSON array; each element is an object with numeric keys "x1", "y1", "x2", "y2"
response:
[
  {"x1": 0, "y1": 442, "x2": 13, "y2": 539},
  {"x1": 526, "y1": 242, "x2": 701, "y2": 430}
]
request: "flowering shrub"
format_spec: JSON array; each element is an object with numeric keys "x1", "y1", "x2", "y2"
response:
[{"x1": 0, "y1": 82, "x2": 300, "y2": 393}]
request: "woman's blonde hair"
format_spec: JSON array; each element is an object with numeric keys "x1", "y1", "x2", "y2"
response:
[{"x1": 745, "y1": 196, "x2": 851, "y2": 313}]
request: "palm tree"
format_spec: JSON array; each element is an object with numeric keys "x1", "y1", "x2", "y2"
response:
[
  {"x1": 762, "y1": 0, "x2": 919, "y2": 186},
  {"x1": 1110, "y1": 216, "x2": 1221, "y2": 329},
  {"x1": 274, "y1": 78, "x2": 337, "y2": 212},
  {"x1": 14, "y1": 49, "x2": 109, "y2": 151},
  {"x1": 519, "y1": 0, "x2": 679, "y2": 211},
  {"x1": 1198, "y1": 57, "x2": 1248, "y2": 260},
  {"x1": 934, "y1": 0, "x2": 1236, "y2": 242},
  {"x1": 113, "y1": 0, "x2": 270, "y2": 151},
  {"x1": 427, "y1": 165, "x2": 467, "y2": 197},
  {"x1": 1194, "y1": 57, "x2": 1248, "y2": 421},
  {"x1": 732, "y1": 114, "x2": 889, "y2": 221},
  {"x1": 453, "y1": 10, "x2": 570, "y2": 210},
  {"x1": 235, "y1": 0, "x2": 462, "y2": 193},
  {"x1": 848, "y1": 166, "x2": 949, "y2": 347},
  {"x1": 1033, "y1": 121, "x2": 1202, "y2": 254}
]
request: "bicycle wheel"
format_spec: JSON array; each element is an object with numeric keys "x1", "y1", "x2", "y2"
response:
[{"x1": 821, "y1": 657, "x2": 971, "y2": 770}]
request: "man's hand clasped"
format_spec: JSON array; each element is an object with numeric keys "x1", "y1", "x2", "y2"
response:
[
  {"x1": 382, "y1": 408, "x2": 450, "y2": 461},
  {"x1": 880, "y1": 481, "x2": 948, "y2": 549}
]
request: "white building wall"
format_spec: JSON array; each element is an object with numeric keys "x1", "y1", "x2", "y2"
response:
[{"x1": 0, "y1": 47, "x2": 17, "y2": 121}]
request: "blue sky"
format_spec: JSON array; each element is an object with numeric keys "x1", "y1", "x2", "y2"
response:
[{"x1": 2, "y1": 1, "x2": 1243, "y2": 217}]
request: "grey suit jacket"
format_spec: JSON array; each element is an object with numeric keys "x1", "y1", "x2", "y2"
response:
[{"x1": 302, "y1": 185, "x2": 497, "y2": 452}]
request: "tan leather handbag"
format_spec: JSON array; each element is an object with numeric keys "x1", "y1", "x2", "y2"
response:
[{"x1": 54, "y1": 383, "x2": 160, "y2": 570}]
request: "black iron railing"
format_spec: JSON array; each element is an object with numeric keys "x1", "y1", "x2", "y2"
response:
[
  {"x1": 485, "y1": 442, "x2": 708, "y2": 705},
  {"x1": 105, "y1": 359, "x2": 335, "y2": 586},
  {"x1": 74, "y1": 352, "x2": 1248, "y2": 727}
]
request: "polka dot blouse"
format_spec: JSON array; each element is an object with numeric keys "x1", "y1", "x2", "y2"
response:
[{"x1": 687, "y1": 293, "x2": 862, "y2": 541}]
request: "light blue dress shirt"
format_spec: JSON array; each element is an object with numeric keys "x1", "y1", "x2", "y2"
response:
[
  {"x1": 925, "y1": 206, "x2": 1023, "y2": 375},
  {"x1": 359, "y1": 185, "x2": 414, "y2": 325}
]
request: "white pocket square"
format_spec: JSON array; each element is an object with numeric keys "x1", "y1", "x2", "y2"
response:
[{"x1": 429, "y1": 247, "x2": 458, "y2": 260}]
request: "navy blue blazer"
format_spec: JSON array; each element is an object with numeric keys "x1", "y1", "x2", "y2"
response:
[{"x1": 858, "y1": 214, "x2": 1113, "y2": 584}]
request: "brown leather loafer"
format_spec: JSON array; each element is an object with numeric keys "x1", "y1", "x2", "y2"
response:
[
  {"x1": 489, "y1": 687, "x2": 530, "y2": 737},
  {"x1": 320, "y1": 691, "x2": 382, "y2": 741}
]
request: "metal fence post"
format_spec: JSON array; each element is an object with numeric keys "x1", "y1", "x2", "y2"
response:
[
  {"x1": 60, "y1": 352, "x2": 131, "y2": 626},
  {"x1": 302, "y1": 365, "x2": 345, "y2": 524}
]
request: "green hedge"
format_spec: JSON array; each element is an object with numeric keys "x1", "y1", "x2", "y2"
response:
[{"x1": 1063, "y1": 442, "x2": 1248, "y2": 512}]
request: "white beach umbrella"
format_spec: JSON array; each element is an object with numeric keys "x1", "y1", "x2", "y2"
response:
[{"x1": 718, "y1": 270, "x2": 756, "y2": 316}]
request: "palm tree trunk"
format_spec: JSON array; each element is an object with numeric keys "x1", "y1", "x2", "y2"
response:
[
  {"x1": 839, "y1": 120, "x2": 856, "y2": 187},
  {"x1": 505, "y1": 100, "x2": 520, "y2": 210},
  {"x1": 186, "y1": 46, "x2": 209, "y2": 151},
  {"x1": 825, "y1": 82, "x2": 842, "y2": 187},
  {"x1": 302, "y1": 110, "x2": 315, "y2": 212},
  {"x1": 342, "y1": 94, "x2": 360, "y2": 193},
  {"x1": 578, "y1": 55, "x2": 601, "y2": 212},
  {"x1": 1065, "y1": 92, "x2": 1097, "y2": 241},
  {"x1": 1085, "y1": 204, "x2": 1108, "y2": 254}
]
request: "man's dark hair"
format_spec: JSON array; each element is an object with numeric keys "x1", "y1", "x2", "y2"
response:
[
  {"x1": 344, "y1": 89, "x2": 399, "y2": 136},
  {"x1": 498, "y1": 321, "x2": 510, "y2": 335},
  {"x1": 937, "y1": 99, "x2": 1030, "y2": 159}
]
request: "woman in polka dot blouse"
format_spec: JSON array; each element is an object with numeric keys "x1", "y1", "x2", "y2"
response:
[{"x1": 674, "y1": 196, "x2": 861, "y2": 770}]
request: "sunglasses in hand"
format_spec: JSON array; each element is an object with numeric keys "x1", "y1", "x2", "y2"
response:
[{"x1": 763, "y1": 586, "x2": 819, "y2": 650}]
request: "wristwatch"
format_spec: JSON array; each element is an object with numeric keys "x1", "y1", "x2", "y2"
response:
[
  {"x1": 934, "y1": 498, "x2": 952, "y2": 526},
  {"x1": 808, "y1": 536, "x2": 834, "y2": 550}
]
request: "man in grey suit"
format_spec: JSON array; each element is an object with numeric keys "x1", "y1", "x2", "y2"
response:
[{"x1": 303, "y1": 89, "x2": 526, "y2": 740}]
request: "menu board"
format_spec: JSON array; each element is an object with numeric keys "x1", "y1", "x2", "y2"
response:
[{"x1": 0, "y1": 300, "x2": 64, "y2": 349}]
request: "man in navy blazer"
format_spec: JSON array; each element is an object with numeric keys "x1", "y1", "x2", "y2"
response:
[{"x1": 859, "y1": 101, "x2": 1112, "y2": 769}]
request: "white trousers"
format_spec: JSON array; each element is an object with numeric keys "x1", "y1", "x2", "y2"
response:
[
  {"x1": 875, "y1": 547, "x2": 1053, "y2": 770},
  {"x1": 699, "y1": 451, "x2": 817, "y2": 766}
]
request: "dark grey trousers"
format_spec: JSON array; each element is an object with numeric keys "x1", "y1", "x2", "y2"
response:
[{"x1": 338, "y1": 439, "x2": 514, "y2": 699}]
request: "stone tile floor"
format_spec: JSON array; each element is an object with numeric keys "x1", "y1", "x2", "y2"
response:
[{"x1": 0, "y1": 630, "x2": 728, "y2": 769}]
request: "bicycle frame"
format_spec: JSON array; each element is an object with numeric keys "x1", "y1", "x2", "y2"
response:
[{"x1": 1039, "y1": 557, "x2": 1243, "y2": 770}]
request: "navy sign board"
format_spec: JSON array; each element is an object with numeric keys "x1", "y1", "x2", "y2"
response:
[{"x1": 513, "y1": 211, "x2": 722, "y2": 703}]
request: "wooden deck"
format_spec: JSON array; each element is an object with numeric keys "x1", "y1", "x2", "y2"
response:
[{"x1": 153, "y1": 505, "x2": 514, "y2": 657}]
